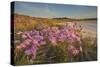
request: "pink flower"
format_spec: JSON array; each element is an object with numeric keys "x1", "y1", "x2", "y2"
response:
[
  {"x1": 22, "y1": 34, "x2": 27, "y2": 39},
  {"x1": 72, "y1": 49, "x2": 79, "y2": 56},
  {"x1": 24, "y1": 39, "x2": 32, "y2": 46},
  {"x1": 16, "y1": 43, "x2": 26, "y2": 49},
  {"x1": 24, "y1": 46, "x2": 37, "y2": 59},
  {"x1": 32, "y1": 39, "x2": 39, "y2": 46},
  {"x1": 49, "y1": 36, "x2": 57, "y2": 46},
  {"x1": 16, "y1": 22, "x2": 82, "y2": 59},
  {"x1": 67, "y1": 45, "x2": 79, "y2": 56}
]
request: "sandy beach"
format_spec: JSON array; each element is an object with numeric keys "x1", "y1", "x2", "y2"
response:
[{"x1": 76, "y1": 20, "x2": 97, "y2": 38}]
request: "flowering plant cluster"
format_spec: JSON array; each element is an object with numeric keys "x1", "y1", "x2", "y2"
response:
[{"x1": 16, "y1": 22, "x2": 82, "y2": 61}]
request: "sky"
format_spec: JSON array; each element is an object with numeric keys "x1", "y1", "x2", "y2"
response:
[{"x1": 14, "y1": 1, "x2": 97, "y2": 19}]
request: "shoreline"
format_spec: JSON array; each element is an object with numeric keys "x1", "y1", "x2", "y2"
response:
[{"x1": 81, "y1": 29, "x2": 97, "y2": 38}]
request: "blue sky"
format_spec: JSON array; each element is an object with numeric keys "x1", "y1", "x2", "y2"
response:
[{"x1": 14, "y1": 1, "x2": 97, "y2": 19}]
